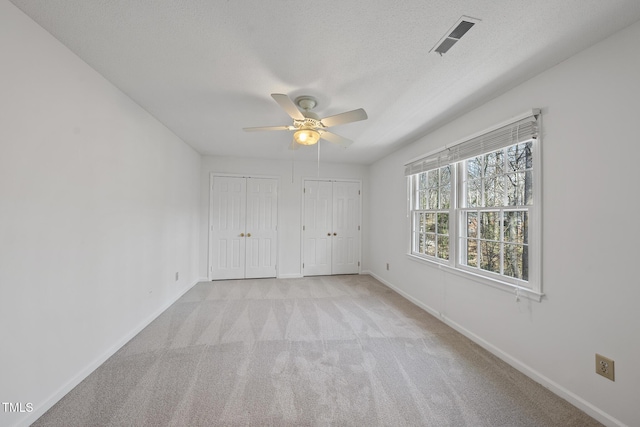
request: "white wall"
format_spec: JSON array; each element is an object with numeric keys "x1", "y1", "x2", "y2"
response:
[
  {"x1": 199, "y1": 156, "x2": 369, "y2": 278},
  {"x1": 366, "y1": 20, "x2": 640, "y2": 427},
  {"x1": 3, "y1": 0, "x2": 637, "y2": 424},
  {"x1": 0, "y1": 2, "x2": 202, "y2": 426}
]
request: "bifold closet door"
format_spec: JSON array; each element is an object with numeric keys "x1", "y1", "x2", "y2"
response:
[
  {"x1": 210, "y1": 176, "x2": 277, "y2": 280},
  {"x1": 303, "y1": 180, "x2": 360, "y2": 276}
]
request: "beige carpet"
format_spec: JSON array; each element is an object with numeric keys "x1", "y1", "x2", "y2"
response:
[{"x1": 33, "y1": 275, "x2": 601, "y2": 426}]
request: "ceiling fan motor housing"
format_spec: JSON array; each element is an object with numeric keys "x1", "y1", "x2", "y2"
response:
[{"x1": 295, "y1": 96, "x2": 317, "y2": 111}]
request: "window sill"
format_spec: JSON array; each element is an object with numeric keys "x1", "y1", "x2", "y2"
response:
[{"x1": 405, "y1": 253, "x2": 544, "y2": 302}]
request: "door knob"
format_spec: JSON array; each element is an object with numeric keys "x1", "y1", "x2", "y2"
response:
[
  {"x1": 327, "y1": 233, "x2": 331, "y2": 236},
  {"x1": 333, "y1": 233, "x2": 337, "y2": 236},
  {"x1": 239, "y1": 233, "x2": 245, "y2": 237},
  {"x1": 247, "y1": 233, "x2": 251, "y2": 237}
]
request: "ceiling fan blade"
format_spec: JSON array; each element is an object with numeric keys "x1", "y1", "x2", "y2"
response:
[
  {"x1": 318, "y1": 130, "x2": 353, "y2": 148},
  {"x1": 243, "y1": 125, "x2": 293, "y2": 132},
  {"x1": 271, "y1": 93, "x2": 305, "y2": 121},
  {"x1": 320, "y1": 108, "x2": 368, "y2": 128}
]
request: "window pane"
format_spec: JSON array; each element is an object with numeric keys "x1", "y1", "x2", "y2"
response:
[
  {"x1": 506, "y1": 173, "x2": 524, "y2": 206},
  {"x1": 480, "y1": 241, "x2": 501, "y2": 274},
  {"x1": 507, "y1": 142, "x2": 533, "y2": 172},
  {"x1": 480, "y1": 211, "x2": 500, "y2": 241},
  {"x1": 418, "y1": 190, "x2": 427, "y2": 209},
  {"x1": 425, "y1": 213, "x2": 436, "y2": 233},
  {"x1": 467, "y1": 179, "x2": 481, "y2": 207},
  {"x1": 437, "y1": 213, "x2": 449, "y2": 235},
  {"x1": 440, "y1": 186, "x2": 450, "y2": 209},
  {"x1": 428, "y1": 189, "x2": 439, "y2": 209},
  {"x1": 426, "y1": 233, "x2": 436, "y2": 256},
  {"x1": 440, "y1": 165, "x2": 451, "y2": 186},
  {"x1": 484, "y1": 176, "x2": 505, "y2": 207},
  {"x1": 506, "y1": 172, "x2": 533, "y2": 206},
  {"x1": 504, "y1": 211, "x2": 527, "y2": 244},
  {"x1": 467, "y1": 157, "x2": 482, "y2": 181},
  {"x1": 418, "y1": 213, "x2": 425, "y2": 232},
  {"x1": 419, "y1": 172, "x2": 427, "y2": 190},
  {"x1": 466, "y1": 212, "x2": 478, "y2": 238},
  {"x1": 438, "y1": 236, "x2": 449, "y2": 260},
  {"x1": 504, "y1": 243, "x2": 529, "y2": 281},
  {"x1": 428, "y1": 169, "x2": 439, "y2": 188},
  {"x1": 418, "y1": 233, "x2": 425, "y2": 253},
  {"x1": 466, "y1": 239, "x2": 478, "y2": 267},
  {"x1": 484, "y1": 151, "x2": 504, "y2": 176},
  {"x1": 524, "y1": 171, "x2": 533, "y2": 206}
]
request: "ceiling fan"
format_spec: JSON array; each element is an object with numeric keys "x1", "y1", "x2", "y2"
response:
[{"x1": 243, "y1": 93, "x2": 367, "y2": 148}]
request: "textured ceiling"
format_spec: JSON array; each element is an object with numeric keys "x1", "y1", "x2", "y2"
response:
[{"x1": 9, "y1": 0, "x2": 640, "y2": 164}]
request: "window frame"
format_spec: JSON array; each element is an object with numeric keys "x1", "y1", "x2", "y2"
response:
[{"x1": 406, "y1": 111, "x2": 542, "y2": 301}]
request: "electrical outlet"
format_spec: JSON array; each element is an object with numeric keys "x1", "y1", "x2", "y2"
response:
[
  {"x1": 386, "y1": 263, "x2": 390, "y2": 270},
  {"x1": 175, "y1": 272, "x2": 179, "y2": 281},
  {"x1": 595, "y1": 354, "x2": 615, "y2": 381}
]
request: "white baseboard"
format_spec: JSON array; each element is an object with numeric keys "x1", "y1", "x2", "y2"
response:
[
  {"x1": 278, "y1": 273, "x2": 303, "y2": 279},
  {"x1": 365, "y1": 271, "x2": 625, "y2": 427},
  {"x1": 15, "y1": 277, "x2": 204, "y2": 427}
]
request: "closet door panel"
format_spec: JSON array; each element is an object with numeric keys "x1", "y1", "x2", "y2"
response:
[
  {"x1": 303, "y1": 180, "x2": 333, "y2": 276},
  {"x1": 211, "y1": 177, "x2": 246, "y2": 280},
  {"x1": 332, "y1": 181, "x2": 360, "y2": 275},
  {"x1": 245, "y1": 178, "x2": 278, "y2": 279}
]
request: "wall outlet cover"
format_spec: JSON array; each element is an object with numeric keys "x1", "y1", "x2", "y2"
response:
[{"x1": 595, "y1": 354, "x2": 615, "y2": 381}]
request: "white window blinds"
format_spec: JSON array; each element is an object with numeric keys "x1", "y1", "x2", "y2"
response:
[{"x1": 404, "y1": 109, "x2": 540, "y2": 176}]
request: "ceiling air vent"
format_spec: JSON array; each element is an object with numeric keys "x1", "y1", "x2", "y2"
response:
[{"x1": 431, "y1": 16, "x2": 480, "y2": 55}]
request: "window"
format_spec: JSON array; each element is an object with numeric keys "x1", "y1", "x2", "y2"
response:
[
  {"x1": 459, "y1": 142, "x2": 532, "y2": 281},
  {"x1": 411, "y1": 165, "x2": 451, "y2": 260},
  {"x1": 406, "y1": 111, "x2": 541, "y2": 299}
]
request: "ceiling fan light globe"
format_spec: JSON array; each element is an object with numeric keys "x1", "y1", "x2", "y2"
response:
[{"x1": 294, "y1": 129, "x2": 320, "y2": 145}]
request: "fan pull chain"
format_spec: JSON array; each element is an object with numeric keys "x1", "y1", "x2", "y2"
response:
[
  {"x1": 317, "y1": 140, "x2": 321, "y2": 177},
  {"x1": 291, "y1": 138, "x2": 295, "y2": 184}
]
